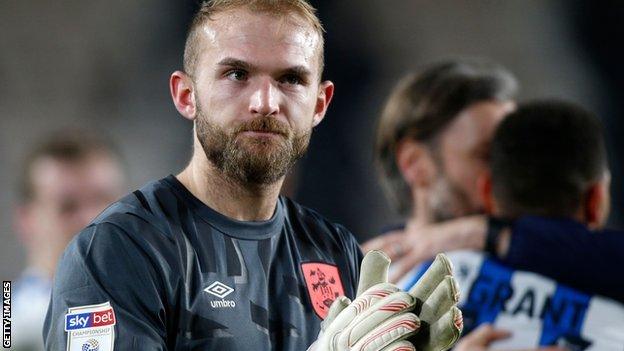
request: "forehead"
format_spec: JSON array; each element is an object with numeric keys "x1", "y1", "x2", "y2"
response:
[
  {"x1": 197, "y1": 9, "x2": 321, "y2": 72},
  {"x1": 442, "y1": 101, "x2": 516, "y2": 148}
]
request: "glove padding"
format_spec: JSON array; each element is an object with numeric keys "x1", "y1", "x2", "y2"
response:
[
  {"x1": 308, "y1": 251, "x2": 462, "y2": 351},
  {"x1": 408, "y1": 254, "x2": 463, "y2": 351}
]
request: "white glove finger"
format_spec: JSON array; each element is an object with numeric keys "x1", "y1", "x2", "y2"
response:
[
  {"x1": 357, "y1": 250, "x2": 391, "y2": 296},
  {"x1": 328, "y1": 283, "x2": 400, "y2": 334},
  {"x1": 419, "y1": 275, "x2": 459, "y2": 325},
  {"x1": 412, "y1": 306, "x2": 463, "y2": 351},
  {"x1": 379, "y1": 340, "x2": 415, "y2": 351},
  {"x1": 322, "y1": 296, "x2": 351, "y2": 330},
  {"x1": 340, "y1": 291, "x2": 416, "y2": 346},
  {"x1": 351, "y1": 312, "x2": 420, "y2": 351},
  {"x1": 408, "y1": 253, "x2": 453, "y2": 303}
]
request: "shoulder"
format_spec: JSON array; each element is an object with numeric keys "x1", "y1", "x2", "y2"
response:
[
  {"x1": 56, "y1": 221, "x2": 161, "y2": 292},
  {"x1": 281, "y1": 196, "x2": 362, "y2": 256},
  {"x1": 88, "y1": 176, "x2": 189, "y2": 242},
  {"x1": 56, "y1": 178, "x2": 187, "y2": 290},
  {"x1": 282, "y1": 196, "x2": 355, "y2": 236}
]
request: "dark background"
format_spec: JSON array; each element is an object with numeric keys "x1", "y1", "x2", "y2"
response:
[{"x1": 1, "y1": 1, "x2": 622, "y2": 280}]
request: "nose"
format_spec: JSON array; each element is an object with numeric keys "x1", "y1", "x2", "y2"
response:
[{"x1": 249, "y1": 78, "x2": 280, "y2": 116}]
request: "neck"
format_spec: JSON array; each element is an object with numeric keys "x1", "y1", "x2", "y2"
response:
[
  {"x1": 177, "y1": 141, "x2": 283, "y2": 221},
  {"x1": 406, "y1": 187, "x2": 433, "y2": 230}
]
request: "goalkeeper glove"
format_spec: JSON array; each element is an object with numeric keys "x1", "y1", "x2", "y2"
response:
[{"x1": 309, "y1": 251, "x2": 462, "y2": 351}]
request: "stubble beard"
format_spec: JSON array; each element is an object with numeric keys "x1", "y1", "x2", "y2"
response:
[
  {"x1": 429, "y1": 152, "x2": 483, "y2": 223},
  {"x1": 429, "y1": 174, "x2": 479, "y2": 222},
  {"x1": 195, "y1": 107, "x2": 311, "y2": 186}
]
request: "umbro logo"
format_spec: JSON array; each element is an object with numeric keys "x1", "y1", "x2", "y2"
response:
[
  {"x1": 205, "y1": 281, "x2": 236, "y2": 308},
  {"x1": 204, "y1": 281, "x2": 234, "y2": 298}
]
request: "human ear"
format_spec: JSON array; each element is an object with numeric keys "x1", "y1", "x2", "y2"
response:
[
  {"x1": 478, "y1": 171, "x2": 496, "y2": 215},
  {"x1": 170, "y1": 71, "x2": 197, "y2": 121},
  {"x1": 312, "y1": 80, "x2": 334, "y2": 127},
  {"x1": 585, "y1": 178, "x2": 610, "y2": 229}
]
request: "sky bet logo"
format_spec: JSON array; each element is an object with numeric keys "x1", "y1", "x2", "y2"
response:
[{"x1": 65, "y1": 307, "x2": 115, "y2": 331}]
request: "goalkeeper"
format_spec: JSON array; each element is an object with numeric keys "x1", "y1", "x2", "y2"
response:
[{"x1": 43, "y1": 1, "x2": 461, "y2": 350}]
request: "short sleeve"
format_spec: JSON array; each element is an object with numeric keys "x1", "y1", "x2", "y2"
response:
[{"x1": 43, "y1": 222, "x2": 169, "y2": 350}]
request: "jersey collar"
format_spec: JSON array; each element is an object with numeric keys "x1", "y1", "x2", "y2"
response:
[{"x1": 164, "y1": 175, "x2": 285, "y2": 240}]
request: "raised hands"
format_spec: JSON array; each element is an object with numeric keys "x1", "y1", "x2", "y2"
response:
[{"x1": 309, "y1": 251, "x2": 463, "y2": 351}]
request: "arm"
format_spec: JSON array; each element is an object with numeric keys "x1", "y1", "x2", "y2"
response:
[
  {"x1": 500, "y1": 216, "x2": 624, "y2": 303},
  {"x1": 362, "y1": 216, "x2": 486, "y2": 282},
  {"x1": 43, "y1": 222, "x2": 168, "y2": 350},
  {"x1": 364, "y1": 214, "x2": 624, "y2": 303}
]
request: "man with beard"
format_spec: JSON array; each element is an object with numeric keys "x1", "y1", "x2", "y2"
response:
[
  {"x1": 366, "y1": 59, "x2": 517, "y2": 277},
  {"x1": 365, "y1": 61, "x2": 624, "y2": 349},
  {"x1": 365, "y1": 62, "x2": 624, "y2": 305},
  {"x1": 43, "y1": 1, "x2": 461, "y2": 350},
  {"x1": 364, "y1": 61, "x2": 538, "y2": 350}
]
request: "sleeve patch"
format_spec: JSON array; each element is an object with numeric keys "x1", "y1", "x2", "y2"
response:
[{"x1": 65, "y1": 301, "x2": 115, "y2": 351}]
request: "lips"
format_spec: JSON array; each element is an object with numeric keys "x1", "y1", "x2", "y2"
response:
[
  {"x1": 234, "y1": 117, "x2": 291, "y2": 137},
  {"x1": 240, "y1": 129, "x2": 286, "y2": 136},
  {"x1": 236, "y1": 131, "x2": 288, "y2": 142}
]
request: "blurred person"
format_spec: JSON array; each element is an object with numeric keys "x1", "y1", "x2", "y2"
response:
[
  {"x1": 43, "y1": 1, "x2": 461, "y2": 350},
  {"x1": 450, "y1": 100, "x2": 624, "y2": 349},
  {"x1": 364, "y1": 61, "x2": 624, "y2": 350},
  {"x1": 365, "y1": 64, "x2": 624, "y2": 305},
  {"x1": 364, "y1": 61, "x2": 566, "y2": 350},
  {"x1": 11, "y1": 130, "x2": 126, "y2": 350},
  {"x1": 365, "y1": 60, "x2": 516, "y2": 280}
]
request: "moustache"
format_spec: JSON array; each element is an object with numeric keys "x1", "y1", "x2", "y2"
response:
[{"x1": 234, "y1": 117, "x2": 291, "y2": 137}]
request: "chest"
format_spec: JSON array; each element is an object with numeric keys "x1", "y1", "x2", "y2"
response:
[{"x1": 170, "y1": 234, "x2": 350, "y2": 350}]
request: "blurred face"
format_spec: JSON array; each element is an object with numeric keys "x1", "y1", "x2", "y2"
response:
[
  {"x1": 19, "y1": 154, "x2": 124, "y2": 269},
  {"x1": 429, "y1": 101, "x2": 515, "y2": 221},
  {"x1": 191, "y1": 9, "x2": 331, "y2": 184}
]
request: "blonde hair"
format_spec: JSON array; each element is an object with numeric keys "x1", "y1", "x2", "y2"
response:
[{"x1": 183, "y1": 0, "x2": 325, "y2": 76}]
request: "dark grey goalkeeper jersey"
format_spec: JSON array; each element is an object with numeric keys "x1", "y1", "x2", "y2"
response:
[{"x1": 43, "y1": 175, "x2": 363, "y2": 350}]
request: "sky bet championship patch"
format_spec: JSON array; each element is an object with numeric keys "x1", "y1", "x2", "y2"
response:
[{"x1": 65, "y1": 301, "x2": 115, "y2": 351}]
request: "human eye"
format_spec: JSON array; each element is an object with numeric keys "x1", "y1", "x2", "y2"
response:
[
  {"x1": 279, "y1": 73, "x2": 305, "y2": 86},
  {"x1": 225, "y1": 69, "x2": 248, "y2": 82}
]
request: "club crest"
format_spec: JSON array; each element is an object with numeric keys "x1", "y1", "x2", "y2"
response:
[{"x1": 301, "y1": 262, "x2": 345, "y2": 319}]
